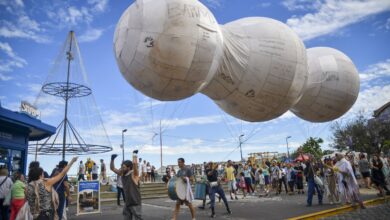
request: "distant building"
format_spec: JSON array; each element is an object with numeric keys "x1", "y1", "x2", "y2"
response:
[{"x1": 373, "y1": 101, "x2": 390, "y2": 122}]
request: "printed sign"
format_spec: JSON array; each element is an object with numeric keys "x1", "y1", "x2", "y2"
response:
[
  {"x1": 77, "y1": 181, "x2": 100, "y2": 215},
  {"x1": 20, "y1": 101, "x2": 39, "y2": 118}
]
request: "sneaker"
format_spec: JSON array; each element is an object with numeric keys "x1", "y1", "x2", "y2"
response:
[
  {"x1": 211, "y1": 213, "x2": 216, "y2": 218},
  {"x1": 235, "y1": 196, "x2": 238, "y2": 200},
  {"x1": 306, "y1": 204, "x2": 312, "y2": 207},
  {"x1": 227, "y1": 209, "x2": 232, "y2": 215},
  {"x1": 230, "y1": 196, "x2": 234, "y2": 200},
  {"x1": 197, "y1": 206, "x2": 205, "y2": 210}
]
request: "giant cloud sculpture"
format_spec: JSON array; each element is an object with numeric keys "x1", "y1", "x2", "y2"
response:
[{"x1": 113, "y1": 0, "x2": 359, "y2": 122}]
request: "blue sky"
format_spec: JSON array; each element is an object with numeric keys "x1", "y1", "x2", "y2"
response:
[{"x1": 1, "y1": 0, "x2": 390, "y2": 175}]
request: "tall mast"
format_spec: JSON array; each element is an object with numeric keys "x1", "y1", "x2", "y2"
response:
[{"x1": 62, "y1": 30, "x2": 74, "y2": 160}]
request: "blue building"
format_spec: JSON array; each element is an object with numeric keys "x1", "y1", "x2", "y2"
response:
[{"x1": 0, "y1": 104, "x2": 55, "y2": 175}]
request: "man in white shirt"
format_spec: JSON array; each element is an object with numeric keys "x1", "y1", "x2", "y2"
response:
[
  {"x1": 78, "y1": 161, "x2": 85, "y2": 181},
  {"x1": 141, "y1": 160, "x2": 147, "y2": 182},
  {"x1": 92, "y1": 163, "x2": 99, "y2": 180}
]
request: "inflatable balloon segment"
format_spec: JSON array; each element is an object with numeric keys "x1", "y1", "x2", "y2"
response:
[{"x1": 113, "y1": 0, "x2": 359, "y2": 122}]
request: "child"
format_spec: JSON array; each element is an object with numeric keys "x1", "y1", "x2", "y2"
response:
[
  {"x1": 257, "y1": 169, "x2": 267, "y2": 197},
  {"x1": 238, "y1": 172, "x2": 247, "y2": 198}
]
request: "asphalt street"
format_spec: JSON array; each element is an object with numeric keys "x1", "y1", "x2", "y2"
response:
[{"x1": 68, "y1": 188, "x2": 380, "y2": 220}]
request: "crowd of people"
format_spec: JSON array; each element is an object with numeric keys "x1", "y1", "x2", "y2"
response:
[
  {"x1": 0, "y1": 151, "x2": 389, "y2": 220},
  {"x1": 77, "y1": 158, "x2": 107, "y2": 183},
  {"x1": 159, "y1": 151, "x2": 390, "y2": 218},
  {"x1": 0, "y1": 157, "x2": 78, "y2": 220}
]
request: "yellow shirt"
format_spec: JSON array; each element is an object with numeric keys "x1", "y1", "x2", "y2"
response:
[{"x1": 226, "y1": 166, "x2": 235, "y2": 181}]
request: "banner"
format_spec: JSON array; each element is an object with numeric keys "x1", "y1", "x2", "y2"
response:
[{"x1": 77, "y1": 181, "x2": 100, "y2": 215}]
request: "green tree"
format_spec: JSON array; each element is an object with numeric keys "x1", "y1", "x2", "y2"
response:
[
  {"x1": 291, "y1": 137, "x2": 324, "y2": 160},
  {"x1": 330, "y1": 113, "x2": 390, "y2": 155}
]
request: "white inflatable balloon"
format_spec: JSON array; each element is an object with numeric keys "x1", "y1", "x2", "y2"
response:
[
  {"x1": 201, "y1": 17, "x2": 308, "y2": 122},
  {"x1": 114, "y1": 0, "x2": 223, "y2": 100},
  {"x1": 290, "y1": 47, "x2": 360, "y2": 122},
  {"x1": 113, "y1": 1, "x2": 360, "y2": 123}
]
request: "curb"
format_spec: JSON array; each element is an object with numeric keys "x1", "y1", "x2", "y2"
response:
[{"x1": 287, "y1": 196, "x2": 389, "y2": 220}]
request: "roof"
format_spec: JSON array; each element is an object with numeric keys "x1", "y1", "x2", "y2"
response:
[
  {"x1": 373, "y1": 101, "x2": 390, "y2": 118},
  {"x1": 0, "y1": 105, "x2": 56, "y2": 141}
]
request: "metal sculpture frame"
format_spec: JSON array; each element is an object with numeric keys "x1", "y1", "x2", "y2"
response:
[{"x1": 31, "y1": 31, "x2": 112, "y2": 159}]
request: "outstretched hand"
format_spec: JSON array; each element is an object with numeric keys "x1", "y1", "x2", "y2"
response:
[{"x1": 70, "y1": 157, "x2": 78, "y2": 164}]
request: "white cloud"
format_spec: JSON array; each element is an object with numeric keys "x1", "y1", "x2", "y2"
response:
[
  {"x1": 343, "y1": 85, "x2": 390, "y2": 119},
  {"x1": 18, "y1": 15, "x2": 40, "y2": 32},
  {"x1": 0, "y1": 0, "x2": 109, "y2": 44},
  {"x1": 286, "y1": 0, "x2": 390, "y2": 41},
  {"x1": 257, "y1": 2, "x2": 271, "y2": 8},
  {"x1": 385, "y1": 17, "x2": 390, "y2": 30},
  {"x1": 0, "y1": 73, "x2": 12, "y2": 81},
  {"x1": 282, "y1": 0, "x2": 322, "y2": 11},
  {"x1": 136, "y1": 99, "x2": 165, "y2": 109},
  {"x1": 15, "y1": 0, "x2": 24, "y2": 7},
  {"x1": 0, "y1": 21, "x2": 49, "y2": 43},
  {"x1": 88, "y1": 0, "x2": 109, "y2": 13},
  {"x1": 0, "y1": 42, "x2": 27, "y2": 80},
  {"x1": 279, "y1": 110, "x2": 295, "y2": 119},
  {"x1": 360, "y1": 59, "x2": 390, "y2": 83},
  {"x1": 78, "y1": 28, "x2": 104, "y2": 42}
]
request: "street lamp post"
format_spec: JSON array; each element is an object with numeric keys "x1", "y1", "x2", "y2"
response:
[
  {"x1": 122, "y1": 129, "x2": 127, "y2": 162},
  {"x1": 286, "y1": 136, "x2": 291, "y2": 160},
  {"x1": 239, "y1": 134, "x2": 245, "y2": 162}
]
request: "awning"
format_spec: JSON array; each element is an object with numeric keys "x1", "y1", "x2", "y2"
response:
[{"x1": 0, "y1": 106, "x2": 56, "y2": 141}]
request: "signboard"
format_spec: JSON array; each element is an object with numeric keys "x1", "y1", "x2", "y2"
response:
[
  {"x1": 77, "y1": 181, "x2": 100, "y2": 215},
  {"x1": 20, "y1": 101, "x2": 39, "y2": 118}
]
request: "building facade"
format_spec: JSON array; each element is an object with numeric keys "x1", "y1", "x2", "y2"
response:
[{"x1": 0, "y1": 104, "x2": 55, "y2": 175}]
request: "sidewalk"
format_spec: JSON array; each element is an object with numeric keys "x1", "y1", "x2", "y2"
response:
[
  {"x1": 321, "y1": 202, "x2": 390, "y2": 220},
  {"x1": 69, "y1": 188, "x2": 378, "y2": 220}
]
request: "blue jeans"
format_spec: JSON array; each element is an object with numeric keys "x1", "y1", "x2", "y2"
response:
[
  {"x1": 209, "y1": 185, "x2": 228, "y2": 209},
  {"x1": 307, "y1": 177, "x2": 322, "y2": 205},
  {"x1": 57, "y1": 194, "x2": 65, "y2": 220}
]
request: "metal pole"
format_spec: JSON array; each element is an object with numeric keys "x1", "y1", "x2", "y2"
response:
[
  {"x1": 35, "y1": 141, "x2": 38, "y2": 161},
  {"x1": 122, "y1": 132, "x2": 124, "y2": 162},
  {"x1": 160, "y1": 120, "x2": 163, "y2": 174},
  {"x1": 62, "y1": 30, "x2": 74, "y2": 161},
  {"x1": 239, "y1": 134, "x2": 244, "y2": 162},
  {"x1": 286, "y1": 136, "x2": 291, "y2": 160}
]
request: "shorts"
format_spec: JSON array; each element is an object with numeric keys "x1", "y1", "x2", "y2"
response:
[
  {"x1": 361, "y1": 171, "x2": 370, "y2": 178},
  {"x1": 176, "y1": 199, "x2": 192, "y2": 205},
  {"x1": 264, "y1": 176, "x2": 270, "y2": 185},
  {"x1": 228, "y1": 180, "x2": 237, "y2": 191}
]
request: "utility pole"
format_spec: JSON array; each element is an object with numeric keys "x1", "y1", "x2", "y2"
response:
[
  {"x1": 239, "y1": 134, "x2": 245, "y2": 162},
  {"x1": 122, "y1": 129, "x2": 127, "y2": 162},
  {"x1": 286, "y1": 136, "x2": 291, "y2": 160},
  {"x1": 160, "y1": 120, "x2": 163, "y2": 174}
]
